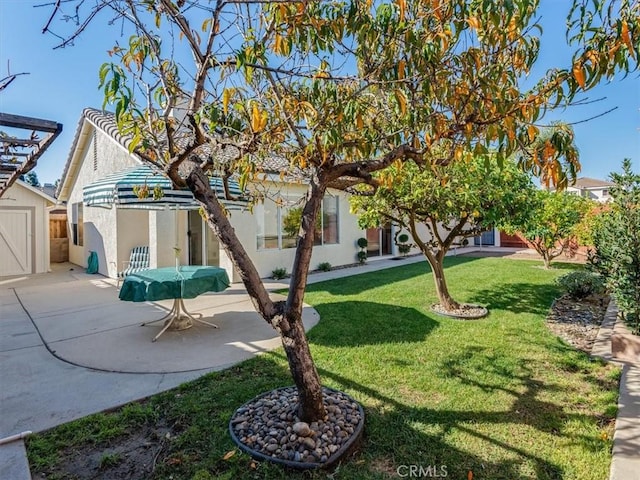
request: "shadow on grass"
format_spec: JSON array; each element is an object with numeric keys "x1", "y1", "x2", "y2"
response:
[
  {"x1": 468, "y1": 282, "x2": 560, "y2": 316},
  {"x1": 305, "y1": 256, "x2": 481, "y2": 296},
  {"x1": 306, "y1": 357, "x2": 568, "y2": 479},
  {"x1": 306, "y1": 301, "x2": 439, "y2": 347},
  {"x1": 307, "y1": 343, "x2": 608, "y2": 479}
]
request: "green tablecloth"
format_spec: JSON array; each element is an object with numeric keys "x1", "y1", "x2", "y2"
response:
[{"x1": 119, "y1": 266, "x2": 230, "y2": 302}]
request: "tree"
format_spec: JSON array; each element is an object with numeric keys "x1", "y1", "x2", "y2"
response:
[
  {"x1": 43, "y1": 0, "x2": 639, "y2": 423},
  {"x1": 23, "y1": 171, "x2": 41, "y2": 187},
  {"x1": 352, "y1": 157, "x2": 535, "y2": 312},
  {"x1": 505, "y1": 190, "x2": 591, "y2": 269},
  {"x1": 589, "y1": 159, "x2": 640, "y2": 334}
]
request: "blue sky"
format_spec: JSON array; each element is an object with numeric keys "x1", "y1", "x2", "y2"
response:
[{"x1": 0, "y1": 0, "x2": 638, "y2": 186}]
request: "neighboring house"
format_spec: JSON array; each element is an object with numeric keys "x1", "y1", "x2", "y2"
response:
[
  {"x1": 57, "y1": 108, "x2": 413, "y2": 281},
  {"x1": 0, "y1": 180, "x2": 56, "y2": 276},
  {"x1": 565, "y1": 177, "x2": 614, "y2": 202}
]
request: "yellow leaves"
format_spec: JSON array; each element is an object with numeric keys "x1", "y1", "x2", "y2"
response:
[
  {"x1": 620, "y1": 20, "x2": 636, "y2": 59},
  {"x1": 397, "y1": 59, "x2": 406, "y2": 80},
  {"x1": 356, "y1": 113, "x2": 364, "y2": 130},
  {"x1": 250, "y1": 102, "x2": 268, "y2": 133},
  {"x1": 273, "y1": 33, "x2": 291, "y2": 57},
  {"x1": 394, "y1": 89, "x2": 408, "y2": 115},
  {"x1": 454, "y1": 146, "x2": 464, "y2": 162},
  {"x1": 527, "y1": 125, "x2": 539, "y2": 142},
  {"x1": 395, "y1": 0, "x2": 406, "y2": 19},
  {"x1": 222, "y1": 450, "x2": 236, "y2": 461},
  {"x1": 431, "y1": 0, "x2": 443, "y2": 21},
  {"x1": 222, "y1": 88, "x2": 232, "y2": 115},
  {"x1": 572, "y1": 62, "x2": 586, "y2": 89},
  {"x1": 466, "y1": 16, "x2": 480, "y2": 31},
  {"x1": 585, "y1": 49, "x2": 599, "y2": 67}
]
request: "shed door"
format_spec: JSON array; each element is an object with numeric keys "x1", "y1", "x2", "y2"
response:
[{"x1": 0, "y1": 209, "x2": 32, "y2": 276}]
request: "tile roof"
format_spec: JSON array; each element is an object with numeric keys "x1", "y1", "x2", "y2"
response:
[
  {"x1": 57, "y1": 108, "x2": 306, "y2": 198},
  {"x1": 571, "y1": 177, "x2": 614, "y2": 189}
]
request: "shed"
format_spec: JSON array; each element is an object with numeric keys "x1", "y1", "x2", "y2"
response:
[{"x1": 0, "y1": 180, "x2": 56, "y2": 276}]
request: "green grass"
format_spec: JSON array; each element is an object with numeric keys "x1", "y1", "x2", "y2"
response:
[{"x1": 27, "y1": 257, "x2": 619, "y2": 479}]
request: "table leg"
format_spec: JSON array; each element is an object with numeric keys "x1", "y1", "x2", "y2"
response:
[
  {"x1": 141, "y1": 299, "x2": 179, "y2": 326},
  {"x1": 141, "y1": 298, "x2": 218, "y2": 342},
  {"x1": 179, "y1": 298, "x2": 219, "y2": 328}
]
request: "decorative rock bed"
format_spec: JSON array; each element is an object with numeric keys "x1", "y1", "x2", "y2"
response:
[
  {"x1": 430, "y1": 303, "x2": 488, "y2": 319},
  {"x1": 229, "y1": 386, "x2": 364, "y2": 469}
]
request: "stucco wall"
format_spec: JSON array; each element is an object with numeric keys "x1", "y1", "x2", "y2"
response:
[
  {"x1": 66, "y1": 127, "x2": 139, "y2": 275},
  {"x1": 227, "y1": 183, "x2": 366, "y2": 278},
  {"x1": 0, "y1": 182, "x2": 51, "y2": 275}
]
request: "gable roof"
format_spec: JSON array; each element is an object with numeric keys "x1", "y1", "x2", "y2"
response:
[
  {"x1": 56, "y1": 108, "x2": 305, "y2": 201},
  {"x1": 571, "y1": 177, "x2": 614, "y2": 189},
  {"x1": 8, "y1": 179, "x2": 57, "y2": 205}
]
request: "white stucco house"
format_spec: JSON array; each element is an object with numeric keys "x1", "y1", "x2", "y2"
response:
[
  {"x1": 0, "y1": 180, "x2": 56, "y2": 276},
  {"x1": 56, "y1": 108, "x2": 415, "y2": 282},
  {"x1": 565, "y1": 177, "x2": 615, "y2": 203}
]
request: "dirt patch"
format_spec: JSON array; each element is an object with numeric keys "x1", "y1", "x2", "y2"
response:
[
  {"x1": 32, "y1": 423, "x2": 174, "y2": 480},
  {"x1": 546, "y1": 293, "x2": 610, "y2": 353}
]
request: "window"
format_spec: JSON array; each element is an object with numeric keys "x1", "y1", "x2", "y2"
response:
[
  {"x1": 257, "y1": 195, "x2": 339, "y2": 249},
  {"x1": 256, "y1": 198, "x2": 279, "y2": 249},
  {"x1": 321, "y1": 195, "x2": 339, "y2": 245},
  {"x1": 71, "y1": 202, "x2": 83, "y2": 246},
  {"x1": 602, "y1": 189, "x2": 609, "y2": 197}
]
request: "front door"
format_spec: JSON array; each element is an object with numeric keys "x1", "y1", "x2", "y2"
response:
[{"x1": 188, "y1": 211, "x2": 219, "y2": 266}]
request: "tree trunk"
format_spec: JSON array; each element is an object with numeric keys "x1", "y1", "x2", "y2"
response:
[
  {"x1": 278, "y1": 308, "x2": 326, "y2": 422},
  {"x1": 282, "y1": 178, "x2": 327, "y2": 421},
  {"x1": 187, "y1": 164, "x2": 326, "y2": 422},
  {"x1": 428, "y1": 254, "x2": 461, "y2": 311}
]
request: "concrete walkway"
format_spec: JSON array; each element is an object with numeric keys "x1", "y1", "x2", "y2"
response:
[
  {"x1": 1, "y1": 249, "x2": 638, "y2": 479},
  {"x1": 592, "y1": 301, "x2": 640, "y2": 480}
]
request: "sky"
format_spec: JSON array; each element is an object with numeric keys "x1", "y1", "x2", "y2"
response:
[{"x1": 0, "y1": 0, "x2": 638, "y2": 186}]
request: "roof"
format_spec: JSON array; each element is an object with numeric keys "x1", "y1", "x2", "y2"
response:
[
  {"x1": 7, "y1": 179, "x2": 57, "y2": 205},
  {"x1": 57, "y1": 108, "x2": 305, "y2": 200},
  {"x1": 571, "y1": 177, "x2": 614, "y2": 189}
]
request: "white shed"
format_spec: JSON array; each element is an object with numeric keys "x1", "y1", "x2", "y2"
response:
[{"x1": 0, "y1": 180, "x2": 56, "y2": 276}]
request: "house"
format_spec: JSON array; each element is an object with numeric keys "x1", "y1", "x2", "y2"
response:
[
  {"x1": 565, "y1": 177, "x2": 614, "y2": 202},
  {"x1": 56, "y1": 108, "x2": 413, "y2": 281},
  {"x1": 0, "y1": 180, "x2": 56, "y2": 276}
]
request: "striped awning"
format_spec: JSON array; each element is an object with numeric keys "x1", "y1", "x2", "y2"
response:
[{"x1": 83, "y1": 164, "x2": 245, "y2": 209}]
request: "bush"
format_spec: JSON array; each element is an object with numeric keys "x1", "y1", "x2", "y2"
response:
[
  {"x1": 356, "y1": 237, "x2": 368, "y2": 264},
  {"x1": 271, "y1": 267, "x2": 288, "y2": 280},
  {"x1": 556, "y1": 271, "x2": 605, "y2": 299},
  {"x1": 317, "y1": 262, "x2": 332, "y2": 272}
]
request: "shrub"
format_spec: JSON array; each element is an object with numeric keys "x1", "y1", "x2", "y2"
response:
[
  {"x1": 317, "y1": 262, "x2": 332, "y2": 272},
  {"x1": 356, "y1": 237, "x2": 368, "y2": 264},
  {"x1": 588, "y1": 159, "x2": 640, "y2": 334},
  {"x1": 556, "y1": 271, "x2": 605, "y2": 299},
  {"x1": 271, "y1": 267, "x2": 288, "y2": 280}
]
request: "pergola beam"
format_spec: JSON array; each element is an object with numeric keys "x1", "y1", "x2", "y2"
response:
[{"x1": 0, "y1": 112, "x2": 62, "y2": 197}]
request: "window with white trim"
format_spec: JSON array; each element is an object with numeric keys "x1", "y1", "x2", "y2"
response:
[{"x1": 256, "y1": 195, "x2": 339, "y2": 249}]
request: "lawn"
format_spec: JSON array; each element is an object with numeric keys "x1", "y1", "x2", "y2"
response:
[{"x1": 27, "y1": 257, "x2": 620, "y2": 480}]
